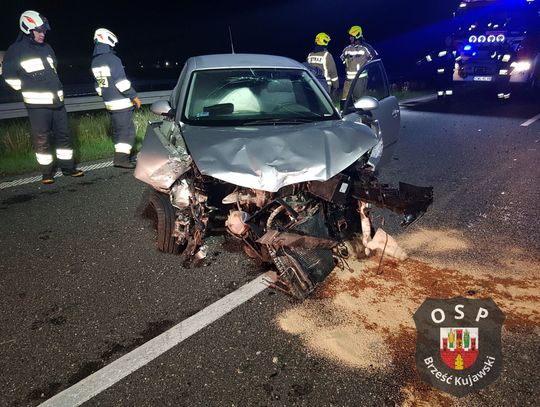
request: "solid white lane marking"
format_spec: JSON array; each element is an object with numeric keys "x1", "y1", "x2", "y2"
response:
[
  {"x1": 0, "y1": 161, "x2": 113, "y2": 190},
  {"x1": 521, "y1": 113, "x2": 540, "y2": 127},
  {"x1": 38, "y1": 273, "x2": 273, "y2": 407}
]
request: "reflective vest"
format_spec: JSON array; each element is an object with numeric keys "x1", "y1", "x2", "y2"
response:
[
  {"x1": 2, "y1": 35, "x2": 64, "y2": 108},
  {"x1": 423, "y1": 48, "x2": 457, "y2": 74},
  {"x1": 340, "y1": 42, "x2": 377, "y2": 80},
  {"x1": 307, "y1": 48, "x2": 339, "y2": 90},
  {"x1": 91, "y1": 43, "x2": 137, "y2": 111}
]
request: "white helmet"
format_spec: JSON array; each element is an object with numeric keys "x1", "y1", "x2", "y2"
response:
[
  {"x1": 94, "y1": 28, "x2": 118, "y2": 47},
  {"x1": 20, "y1": 10, "x2": 51, "y2": 35}
]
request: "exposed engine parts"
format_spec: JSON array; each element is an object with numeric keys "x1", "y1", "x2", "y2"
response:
[{"x1": 164, "y1": 165, "x2": 433, "y2": 299}]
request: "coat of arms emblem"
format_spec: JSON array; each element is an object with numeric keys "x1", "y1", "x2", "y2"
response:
[{"x1": 414, "y1": 297, "x2": 505, "y2": 396}]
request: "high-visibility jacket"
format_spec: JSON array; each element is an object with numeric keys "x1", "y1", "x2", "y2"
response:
[
  {"x1": 91, "y1": 43, "x2": 137, "y2": 112},
  {"x1": 307, "y1": 46, "x2": 339, "y2": 90},
  {"x1": 2, "y1": 35, "x2": 64, "y2": 108},
  {"x1": 340, "y1": 41, "x2": 378, "y2": 80},
  {"x1": 421, "y1": 47, "x2": 457, "y2": 73}
]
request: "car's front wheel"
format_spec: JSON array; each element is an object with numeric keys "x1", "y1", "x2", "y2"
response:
[{"x1": 144, "y1": 189, "x2": 185, "y2": 254}]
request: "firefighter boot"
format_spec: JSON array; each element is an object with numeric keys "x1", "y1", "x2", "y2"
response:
[
  {"x1": 62, "y1": 168, "x2": 85, "y2": 177},
  {"x1": 113, "y1": 152, "x2": 136, "y2": 169},
  {"x1": 41, "y1": 164, "x2": 55, "y2": 185}
]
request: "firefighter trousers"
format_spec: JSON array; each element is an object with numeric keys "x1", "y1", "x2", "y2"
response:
[
  {"x1": 110, "y1": 109, "x2": 135, "y2": 154},
  {"x1": 27, "y1": 106, "x2": 75, "y2": 175}
]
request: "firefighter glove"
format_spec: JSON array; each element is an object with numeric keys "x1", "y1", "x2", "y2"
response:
[{"x1": 132, "y1": 96, "x2": 142, "y2": 109}]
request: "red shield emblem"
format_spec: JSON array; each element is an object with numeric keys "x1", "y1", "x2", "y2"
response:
[{"x1": 439, "y1": 327, "x2": 479, "y2": 369}]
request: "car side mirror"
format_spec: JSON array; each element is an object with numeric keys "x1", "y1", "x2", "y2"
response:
[
  {"x1": 353, "y1": 96, "x2": 379, "y2": 111},
  {"x1": 151, "y1": 100, "x2": 175, "y2": 119}
]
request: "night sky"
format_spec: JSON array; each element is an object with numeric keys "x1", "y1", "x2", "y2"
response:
[{"x1": 1, "y1": 0, "x2": 460, "y2": 84}]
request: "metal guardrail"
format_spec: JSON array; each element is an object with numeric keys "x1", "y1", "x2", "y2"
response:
[{"x1": 0, "y1": 90, "x2": 172, "y2": 120}]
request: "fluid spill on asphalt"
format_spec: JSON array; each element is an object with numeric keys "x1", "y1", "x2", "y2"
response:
[{"x1": 276, "y1": 228, "x2": 539, "y2": 406}]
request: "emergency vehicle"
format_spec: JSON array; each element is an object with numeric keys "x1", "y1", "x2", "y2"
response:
[{"x1": 451, "y1": 0, "x2": 540, "y2": 95}]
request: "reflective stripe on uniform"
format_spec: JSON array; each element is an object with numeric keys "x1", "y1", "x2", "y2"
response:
[
  {"x1": 5, "y1": 78, "x2": 22, "y2": 90},
  {"x1": 46, "y1": 57, "x2": 55, "y2": 70},
  {"x1": 115, "y1": 143, "x2": 132, "y2": 154},
  {"x1": 56, "y1": 149, "x2": 73, "y2": 160},
  {"x1": 36, "y1": 153, "x2": 54, "y2": 165},
  {"x1": 438, "y1": 50, "x2": 448, "y2": 57},
  {"x1": 437, "y1": 68, "x2": 445, "y2": 74},
  {"x1": 96, "y1": 87, "x2": 102, "y2": 96},
  {"x1": 22, "y1": 91, "x2": 54, "y2": 104},
  {"x1": 445, "y1": 90, "x2": 453, "y2": 96},
  {"x1": 92, "y1": 66, "x2": 112, "y2": 77},
  {"x1": 20, "y1": 58, "x2": 45, "y2": 73},
  {"x1": 330, "y1": 77, "x2": 338, "y2": 82},
  {"x1": 345, "y1": 50, "x2": 366, "y2": 56},
  {"x1": 322, "y1": 52, "x2": 330, "y2": 81},
  {"x1": 347, "y1": 72, "x2": 357, "y2": 79},
  {"x1": 57, "y1": 90, "x2": 64, "y2": 102},
  {"x1": 115, "y1": 79, "x2": 132, "y2": 92},
  {"x1": 105, "y1": 98, "x2": 133, "y2": 110},
  {"x1": 307, "y1": 55, "x2": 324, "y2": 64},
  {"x1": 426, "y1": 55, "x2": 433, "y2": 62}
]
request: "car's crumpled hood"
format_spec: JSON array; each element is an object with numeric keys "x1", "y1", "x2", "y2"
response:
[{"x1": 182, "y1": 120, "x2": 378, "y2": 192}]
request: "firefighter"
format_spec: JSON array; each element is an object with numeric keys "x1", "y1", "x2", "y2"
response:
[
  {"x1": 419, "y1": 36, "x2": 457, "y2": 99},
  {"x1": 307, "y1": 32, "x2": 339, "y2": 94},
  {"x1": 91, "y1": 28, "x2": 141, "y2": 169},
  {"x1": 2, "y1": 10, "x2": 84, "y2": 184},
  {"x1": 340, "y1": 25, "x2": 378, "y2": 109}
]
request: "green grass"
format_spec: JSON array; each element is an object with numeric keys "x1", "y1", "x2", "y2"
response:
[{"x1": 0, "y1": 108, "x2": 159, "y2": 177}]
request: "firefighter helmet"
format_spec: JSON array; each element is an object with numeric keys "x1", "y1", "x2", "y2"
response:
[
  {"x1": 94, "y1": 28, "x2": 118, "y2": 47},
  {"x1": 348, "y1": 25, "x2": 363, "y2": 39},
  {"x1": 315, "y1": 32, "x2": 331, "y2": 46},
  {"x1": 20, "y1": 10, "x2": 51, "y2": 35}
]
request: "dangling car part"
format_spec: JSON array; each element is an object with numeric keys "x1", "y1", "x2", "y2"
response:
[{"x1": 134, "y1": 53, "x2": 433, "y2": 299}]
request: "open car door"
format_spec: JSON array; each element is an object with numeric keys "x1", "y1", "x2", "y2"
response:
[{"x1": 343, "y1": 59, "x2": 400, "y2": 168}]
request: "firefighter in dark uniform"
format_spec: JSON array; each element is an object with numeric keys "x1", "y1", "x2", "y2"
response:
[
  {"x1": 2, "y1": 10, "x2": 84, "y2": 184},
  {"x1": 91, "y1": 28, "x2": 141, "y2": 169},
  {"x1": 307, "y1": 32, "x2": 339, "y2": 94},
  {"x1": 340, "y1": 25, "x2": 378, "y2": 109},
  {"x1": 419, "y1": 36, "x2": 457, "y2": 99}
]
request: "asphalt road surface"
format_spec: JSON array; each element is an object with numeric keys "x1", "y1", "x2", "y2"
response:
[{"x1": 1, "y1": 92, "x2": 539, "y2": 407}]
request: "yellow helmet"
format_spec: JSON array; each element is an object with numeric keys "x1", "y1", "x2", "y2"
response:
[
  {"x1": 315, "y1": 32, "x2": 331, "y2": 46},
  {"x1": 348, "y1": 25, "x2": 363, "y2": 39}
]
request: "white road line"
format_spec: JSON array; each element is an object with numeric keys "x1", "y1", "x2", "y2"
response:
[
  {"x1": 0, "y1": 161, "x2": 113, "y2": 190},
  {"x1": 521, "y1": 113, "x2": 540, "y2": 127},
  {"x1": 38, "y1": 273, "x2": 273, "y2": 407}
]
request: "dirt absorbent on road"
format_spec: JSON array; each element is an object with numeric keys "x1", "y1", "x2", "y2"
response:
[{"x1": 276, "y1": 227, "x2": 540, "y2": 406}]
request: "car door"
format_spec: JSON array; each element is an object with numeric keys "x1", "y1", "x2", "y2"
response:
[{"x1": 343, "y1": 59, "x2": 400, "y2": 168}]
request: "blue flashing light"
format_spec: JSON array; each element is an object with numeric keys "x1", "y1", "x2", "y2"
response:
[{"x1": 464, "y1": 44, "x2": 472, "y2": 51}]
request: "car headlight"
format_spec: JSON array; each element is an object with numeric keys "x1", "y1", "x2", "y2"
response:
[
  {"x1": 487, "y1": 35, "x2": 496, "y2": 43},
  {"x1": 496, "y1": 34, "x2": 505, "y2": 42},
  {"x1": 469, "y1": 35, "x2": 477, "y2": 43},
  {"x1": 478, "y1": 35, "x2": 487, "y2": 43},
  {"x1": 510, "y1": 61, "x2": 532, "y2": 72}
]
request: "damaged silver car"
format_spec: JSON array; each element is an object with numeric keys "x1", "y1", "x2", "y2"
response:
[{"x1": 134, "y1": 53, "x2": 433, "y2": 298}]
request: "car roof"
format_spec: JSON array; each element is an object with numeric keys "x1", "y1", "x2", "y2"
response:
[{"x1": 185, "y1": 53, "x2": 306, "y2": 71}]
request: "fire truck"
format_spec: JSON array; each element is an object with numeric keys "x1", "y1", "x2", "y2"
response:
[{"x1": 451, "y1": 0, "x2": 540, "y2": 97}]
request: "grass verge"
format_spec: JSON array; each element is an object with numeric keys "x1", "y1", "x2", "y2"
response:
[{"x1": 0, "y1": 108, "x2": 159, "y2": 177}]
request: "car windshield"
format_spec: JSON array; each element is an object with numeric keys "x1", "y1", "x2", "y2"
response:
[{"x1": 183, "y1": 68, "x2": 338, "y2": 126}]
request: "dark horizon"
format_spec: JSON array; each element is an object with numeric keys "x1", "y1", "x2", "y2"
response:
[{"x1": 1, "y1": 1, "x2": 460, "y2": 88}]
